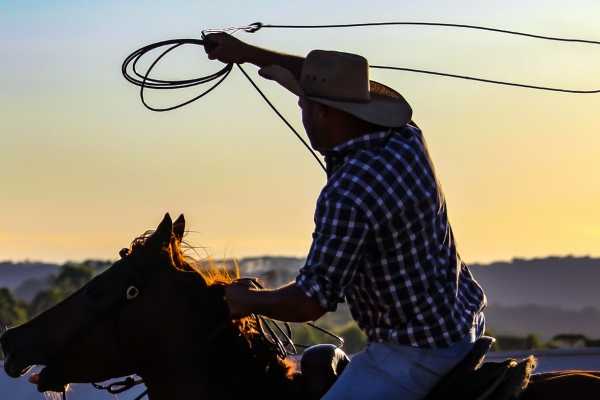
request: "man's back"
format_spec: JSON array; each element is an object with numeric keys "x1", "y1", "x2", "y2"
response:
[{"x1": 297, "y1": 124, "x2": 486, "y2": 348}]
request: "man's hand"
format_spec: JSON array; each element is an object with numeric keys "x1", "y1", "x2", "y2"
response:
[
  {"x1": 203, "y1": 32, "x2": 252, "y2": 64},
  {"x1": 224, "y1": 279, "x2": 257, "y2": 319},
  {"x1": 202, "y1": 33, "x2": 305, "y2": 79}
]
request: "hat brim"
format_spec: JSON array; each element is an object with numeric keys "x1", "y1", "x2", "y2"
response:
[{"x1": 258, "y1": 65, "x2": 412, "y2": 128}]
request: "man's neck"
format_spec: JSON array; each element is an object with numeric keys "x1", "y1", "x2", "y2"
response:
[{"x1": 322, "y1": 113, "x2": 385, "y2": 151}]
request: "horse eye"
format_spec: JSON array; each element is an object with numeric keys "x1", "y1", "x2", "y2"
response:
[{"x1": 126, "y1": 286, "x2": 140, "y2": 300}]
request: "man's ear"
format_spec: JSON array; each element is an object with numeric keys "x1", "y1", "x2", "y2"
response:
[
  {"x1": 173, "y1": 214, "x2": 185, "y2": 242},
  {"x1": 315, "y1": 102, "x2": 333, "y2": 122}
]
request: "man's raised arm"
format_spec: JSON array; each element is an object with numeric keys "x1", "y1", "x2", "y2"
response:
[{"x1": 203, "y1": 32, "x2": 304, "y2": 79}]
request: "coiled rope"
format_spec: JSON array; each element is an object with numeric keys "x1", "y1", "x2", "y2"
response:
[{"x1": 122, "y1": 20, "x2": 600, "y2": 169}]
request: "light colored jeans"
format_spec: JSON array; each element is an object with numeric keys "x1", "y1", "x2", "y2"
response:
[
  {"x1": 322, "y1": 337, "x2": 474, "y2": 400},
  {"x1": 323, "y1": 313, "x2": 490, "y2": 400}
]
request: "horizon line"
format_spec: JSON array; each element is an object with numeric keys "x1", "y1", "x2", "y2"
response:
[{"x1": 2, "y1": 253, "x2": 598, "y2": 268}]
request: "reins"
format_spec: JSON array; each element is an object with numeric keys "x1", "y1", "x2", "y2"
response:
[{"x1": 236, "y1": 278, "x2": 344, "y2": 359}]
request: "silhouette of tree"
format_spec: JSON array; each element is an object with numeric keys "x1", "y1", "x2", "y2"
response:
[
  {"x1": 28, "y1": 263, "x2": 95, "y2": 317},
  {"x1": 0, "y1": 288, "x2": 27, "y2": 328},
  {"x1": 552, "y1": 333, "x2": 588, "y2": 348},
  {"x1": 494, "y1": 334, "x2": 545, "y2": 351}
]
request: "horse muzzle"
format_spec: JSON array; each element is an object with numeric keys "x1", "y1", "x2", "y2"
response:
[
  {"x1": 3, "y1": 353, "x2": 34, "y2": 378},
  {"x1": 1, "y1": 327, "x2": 44, "y2": 378}
]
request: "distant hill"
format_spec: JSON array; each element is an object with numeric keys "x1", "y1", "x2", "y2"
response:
[
  {"x1": 234, "y1": 255, "x2": 600, "y2": 339},
  {"x1": 485, "y1": 304, "x2": 600, "y2": 340},
  {"x1": 2, "y1": 255, "x2": 599, "y2": 339},
  {"x1": 13, "y1": 277, "x2": 51, "y2": 302},
  {"x1": 469, "y1": 256, "x2": 600, "y2": 310},
  {"x1": 240, "y1": 256, "x2": 305, "y2": 274},
  {"x1": 239, "y1": 256, "x2": 305, "y2": 287},
  {"x1": 236, "y1": 255, "x2": 600, "y2": 310},
  {"x1": 0, "y1": 261, "x2": 57, "y2": 290},
  {"x1": 3, "y1": 255, "x2": 598, "y2": 309},
  {"x1": 0, "y1": 260, "x2": 111, "y2": 301}
]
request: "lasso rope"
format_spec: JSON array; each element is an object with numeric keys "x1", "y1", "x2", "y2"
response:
[
  {"x1": 81, "y1": 20, "x2": 600, "y2": 400},
  {"x1": 122, "y1": 20, "x2": 599, "y2": 171}
]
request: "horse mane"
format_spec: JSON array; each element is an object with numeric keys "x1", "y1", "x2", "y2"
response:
[
  {"x1": 128, "y1": 230, "x2": 298, "y2": 382},
  {"x1": 128, "y1": 230, "x2": 237, "y2": 282}
]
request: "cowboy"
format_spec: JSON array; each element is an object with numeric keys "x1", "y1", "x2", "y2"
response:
[{"x1": 204, "y1": 33, "x2": 487, "y2": 400}]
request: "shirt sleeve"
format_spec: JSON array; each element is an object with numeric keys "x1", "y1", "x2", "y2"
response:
[{"x1": 295, "y1": 193, "x2": 369, "y2": 312}]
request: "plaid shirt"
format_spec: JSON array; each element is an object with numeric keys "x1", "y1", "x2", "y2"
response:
[{"x1": 296, "y1": 124, "x2": 486, "y2": 348}]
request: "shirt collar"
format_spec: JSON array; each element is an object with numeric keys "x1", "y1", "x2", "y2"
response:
[
  {"x1": 323, "y1": 129, "x2": 393, "y2": 178},
  {"x1": 330, "y1": 129, "x2": 393, "y2": 154}
]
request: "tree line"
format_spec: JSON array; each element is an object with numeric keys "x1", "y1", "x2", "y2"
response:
[{"x1": 0, "y1": 261, "x2": 105, "y2": 360}]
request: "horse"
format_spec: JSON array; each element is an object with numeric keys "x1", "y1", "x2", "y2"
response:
[{"x1": 2, "y1": 213, "x2": 600, "y2": 399}]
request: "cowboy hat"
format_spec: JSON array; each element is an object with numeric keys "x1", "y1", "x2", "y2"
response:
[{"x1": 259, "y1": 50, "x2": 412, "y2": 128}]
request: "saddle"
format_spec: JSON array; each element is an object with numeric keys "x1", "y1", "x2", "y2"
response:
[
  {"x1": 300, "y1": 337, "x2": 537, "y2": 400},
  {"x1": 300, "y1": 343, "x2": 350, "y2": 399}
]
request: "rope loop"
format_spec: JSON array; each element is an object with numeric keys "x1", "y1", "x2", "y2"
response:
[{"x1": 245, "y1": 22, "x2": 264, "y2": 33}]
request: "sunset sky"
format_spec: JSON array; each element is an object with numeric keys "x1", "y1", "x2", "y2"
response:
[{"x1": 1, "y1": 1, "x2": 599, "y2": 264}]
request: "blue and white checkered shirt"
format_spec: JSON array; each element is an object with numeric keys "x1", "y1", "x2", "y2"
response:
[{"x1": 296, "y1": 124, "x2": 486, "y2": 348}]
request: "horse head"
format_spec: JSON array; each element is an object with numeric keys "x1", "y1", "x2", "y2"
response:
[{"x1": 0, "y1": 213, "x2": 230, "y2": 393}]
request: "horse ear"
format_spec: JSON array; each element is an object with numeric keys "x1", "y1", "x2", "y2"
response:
[
  {"x1": 150, "y1": 213, "x2": 173, "y2": 246},
  {"x1": 173, "y1": 214, "x2": 185, "y2": 242}
]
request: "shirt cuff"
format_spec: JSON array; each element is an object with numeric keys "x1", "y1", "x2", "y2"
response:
[{"x1": 295, "y1": 271, "x2": 341, "y2": 313}]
